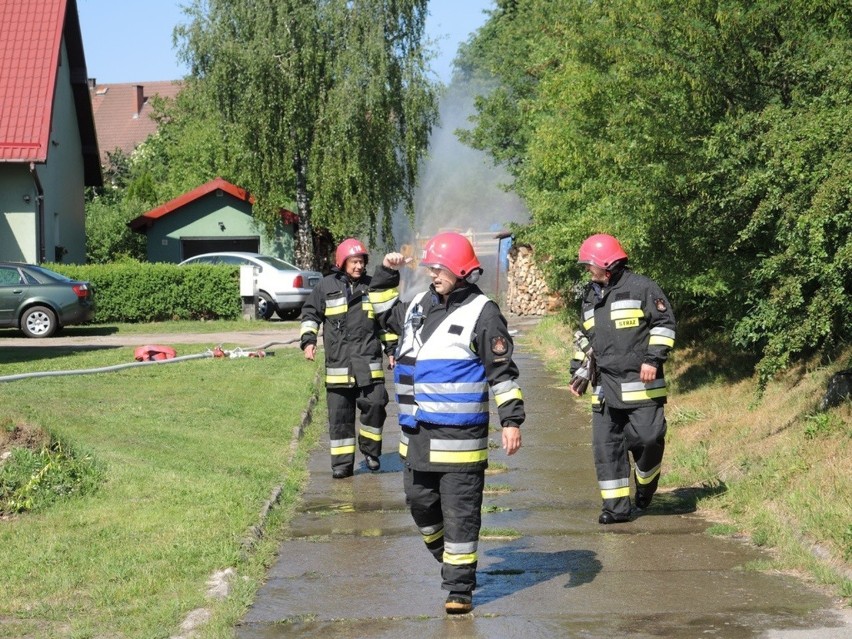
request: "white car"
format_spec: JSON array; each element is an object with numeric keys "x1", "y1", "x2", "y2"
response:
[{"x1": 179, "y1": 252, "x2": 322, "y2": 320}]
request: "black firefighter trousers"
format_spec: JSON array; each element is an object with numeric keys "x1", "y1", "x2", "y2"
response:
[
  {"x1": 592, "y1": 403, "x2": 667, "y2": 518},
  {"x1": 326, "y1": 383, "x2": 388, "y2": 472},
  {"x1": 404, "y1": 468, "x2": 485, "y2": 593}
]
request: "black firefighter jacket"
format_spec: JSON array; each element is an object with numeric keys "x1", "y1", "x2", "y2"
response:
[
  {"x1": 572, "y1": 268, "x2": 676, "y2": 411},
  {"x1": 299, "y1": 266, "x2": 399, "y2": 388}
]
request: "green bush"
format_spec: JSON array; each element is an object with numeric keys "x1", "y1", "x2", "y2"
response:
[
  {"x1": 0, "y1": 438, "x2": 104, "y2": 514},
  {"x1": 48, "y1": 261, "x2": 241, "y2": 323}
]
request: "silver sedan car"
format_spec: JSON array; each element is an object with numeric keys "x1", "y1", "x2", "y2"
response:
[{"x1": 179, "y1": 252, "x2": 322, "y2": 320}]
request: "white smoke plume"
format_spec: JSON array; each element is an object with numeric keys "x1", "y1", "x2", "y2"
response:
[{"x1": 392, "y1": 82, "x2": 530, "y2": 300}]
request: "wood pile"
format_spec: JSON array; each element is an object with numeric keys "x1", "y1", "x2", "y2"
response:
[{"x1": 506, "y1": 244, "x2": 562, "y2": 315}]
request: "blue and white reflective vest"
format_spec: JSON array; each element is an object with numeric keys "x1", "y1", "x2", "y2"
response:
[{"x1": 394, "y1": 291, "x2": 491, "y2": 428}]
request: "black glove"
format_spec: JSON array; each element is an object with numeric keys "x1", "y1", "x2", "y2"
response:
[
  {"x1": 569, "y1": 331, "x2": 596, "y2": 395},
  {"x1": 570, "y1": 363, "x2": 591, "y2": 395}
]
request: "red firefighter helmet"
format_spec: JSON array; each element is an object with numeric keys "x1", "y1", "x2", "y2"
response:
[
  {"x1": 335, "y1": 238, "x2": 369, "y2": 268},
  {"x1": 421, "y1": 232, "x2": 481, "y2": 279},
  {"x1": 577, "y1": 234, "x2": 628, "y2": 269}
]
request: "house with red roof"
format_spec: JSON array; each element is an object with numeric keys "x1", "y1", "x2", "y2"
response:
[
  {"x1": 128, "y1": 177, "x2": 299, "y2": 263},
  {"x1": 89, "y1": 80, "x2": 183, "y2": 165},
  {"x1": 0, "y1": 0, "x2": 101, "y2": 264}
]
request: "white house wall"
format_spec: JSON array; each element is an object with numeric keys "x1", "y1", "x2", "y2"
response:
[
  {"x1": 0, "y1": 167, "x2": 38, "y2": 262},
  {"x1": 38, "y1": 37, "x2": 87, "y2": 264}
]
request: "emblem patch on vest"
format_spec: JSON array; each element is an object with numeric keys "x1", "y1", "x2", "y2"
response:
[
  {"x1": 491, "y1": 336, "x2": 508, "y2": 355},
  {"x1": 654, "y1": 298, "x2": 667, "y2": 312}
]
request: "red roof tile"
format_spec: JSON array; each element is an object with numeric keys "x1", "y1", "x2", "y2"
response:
[
  {"x1": 0, "y1": 0, "x2": 101, "y2": 185},
  {"x1": 0, "y1": 0, "x2": 65, "y2": 162},
  {"x1": 90, "y1": 80, "x2": 183, "y2": 163},
  {"x1": 129, "y1": 178, "x2": 256, "y2": 230}
]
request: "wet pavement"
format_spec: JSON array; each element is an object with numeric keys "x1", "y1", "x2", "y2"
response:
[{"x1": 236, "y1": 317, "x2": 850, "y2": 639}]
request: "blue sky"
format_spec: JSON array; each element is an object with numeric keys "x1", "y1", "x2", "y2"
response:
[{"x1": 77, "y1": 0, "x2": 495, "y2": 85}]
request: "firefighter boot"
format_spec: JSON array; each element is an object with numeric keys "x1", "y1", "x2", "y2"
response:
[
  {"x1": 365, "y1": 454, "x2": 381, "y2": 471},
  {"x1": 332, "y1": 467, "x2": 353, "y2": 479},
  {"x1": 635, "y1": 487, "x2": 654, "y2": 510},
  {"x1": 598, "y1": 511, "x2": 631, "y2": 525},
  {"x1": 445, "y1": 591, "x2": 473, "y2": 614}
]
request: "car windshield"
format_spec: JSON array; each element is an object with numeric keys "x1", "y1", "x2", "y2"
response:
[{"x1": 255, "y1": 255, "x2": 299, "y2": 271}]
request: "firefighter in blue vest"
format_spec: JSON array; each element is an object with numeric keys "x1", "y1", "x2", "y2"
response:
[
  {"x1": 375, "y1": 232, "x2": 525, "y2": 614},
  {"x1": 569, "y1": 234, "x2": 676, "y2": 524},
  {"x1": 300, "y1": 238, "x2": 399, "y2": 479}
]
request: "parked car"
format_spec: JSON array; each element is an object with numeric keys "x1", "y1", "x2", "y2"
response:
[
  {"x1": 0, "y1": 262, "x2": 95, "y2": 338},
  {"x1": 179, "y1": 252, "x2": 322, "y2": 320}
]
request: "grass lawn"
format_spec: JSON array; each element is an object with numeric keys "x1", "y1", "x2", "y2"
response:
[{"x1": 0, "y1": 335, "x2": 323, "y2": 638}]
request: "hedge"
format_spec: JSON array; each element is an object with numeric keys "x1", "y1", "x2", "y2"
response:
[{"x1": 46, "y1": 262, "x2": 242, "y2": 323}]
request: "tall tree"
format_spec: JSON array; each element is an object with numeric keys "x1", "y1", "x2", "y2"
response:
[
  {"x1": 175, "y1": 0, "x2": 438, "y2": 268},
  {"x1": 457, "y1": 0, "x2": 851, "y2": 381}
]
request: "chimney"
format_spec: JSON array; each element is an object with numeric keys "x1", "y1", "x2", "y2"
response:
[
  {"x1": 134, "y1": 85, "x2": 144, "y2": 118},
  {"x1": 88, "y1": 77, "x2": 96, "y2": 89}
]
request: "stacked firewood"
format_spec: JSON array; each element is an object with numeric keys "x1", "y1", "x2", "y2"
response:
[{"x1": 506, "y1": 244, "x2": 562, "y2": 315}]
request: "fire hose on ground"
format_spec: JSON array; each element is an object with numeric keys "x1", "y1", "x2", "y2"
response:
[{"x1": 0, "y1": 338, "x2": 300, "y2": 383}]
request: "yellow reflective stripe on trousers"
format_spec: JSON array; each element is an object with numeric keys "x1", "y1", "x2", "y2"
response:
[
  {"x1": 599, "y1": 478, "x2": 630, "y2": 499},
  {"x1": 419, "y1": 523, "x2": 444, "y2": 544},
  {"x1": 444, "y1": 541, "x2": 477, "y2": 565},
  {"x1": 444, "y1": 552, "x2": 478, "y2": 565},
  {"x1": 635, "y1": 462, "x2": 661, "y2": 484},
  {"x1": 444, "y1": 541, "x2": 478, "y2": 566},
  {"x1": 330, "y1": 438, "x2": 356, "y2": 455},
  {"x1": 359, "y1": 425, "x2": 382, "y2": 442}
]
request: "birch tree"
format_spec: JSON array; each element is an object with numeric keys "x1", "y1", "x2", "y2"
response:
[{"x1": 176, "y1": 0, "x2": 438, "y2": 267}]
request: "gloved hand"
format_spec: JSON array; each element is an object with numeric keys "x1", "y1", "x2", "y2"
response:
[
  {"x1": 569, "y1": 330, "x2": 596, "y2": 395},
  {"x1": 569, "y1": 364, "x2": 591, "y2": 395}
]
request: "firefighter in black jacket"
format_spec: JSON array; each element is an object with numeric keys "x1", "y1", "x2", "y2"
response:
[
  {"x1": 569, "y1": 234, "x2": 676, "y2": 524},
  {"x1": 376, "y1": 232, "x2": 524, "y2": 614},
  {"x1": 300, "y1": 238, "x2": 399, "y2": 479}
]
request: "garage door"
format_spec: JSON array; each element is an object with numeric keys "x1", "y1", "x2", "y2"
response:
[{"x1": 181, "y1": 237, "x2": 260, "y2": 260}]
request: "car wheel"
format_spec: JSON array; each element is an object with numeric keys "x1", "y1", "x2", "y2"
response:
[
  {"x1": 256, "y1": 292, "x2": 275, "y2": 320},
  {"x1": 21, "y1": 305, "x2": 58, "y2": 338}
]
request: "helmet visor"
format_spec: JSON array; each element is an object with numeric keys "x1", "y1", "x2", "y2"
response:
[{"x1": 420, "y1": 260, "x2": 448, "y2": 271}]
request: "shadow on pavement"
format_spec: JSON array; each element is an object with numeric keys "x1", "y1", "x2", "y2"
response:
[{"x1": 477, "y1": 544, "x2": 602, "y2": 606}]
